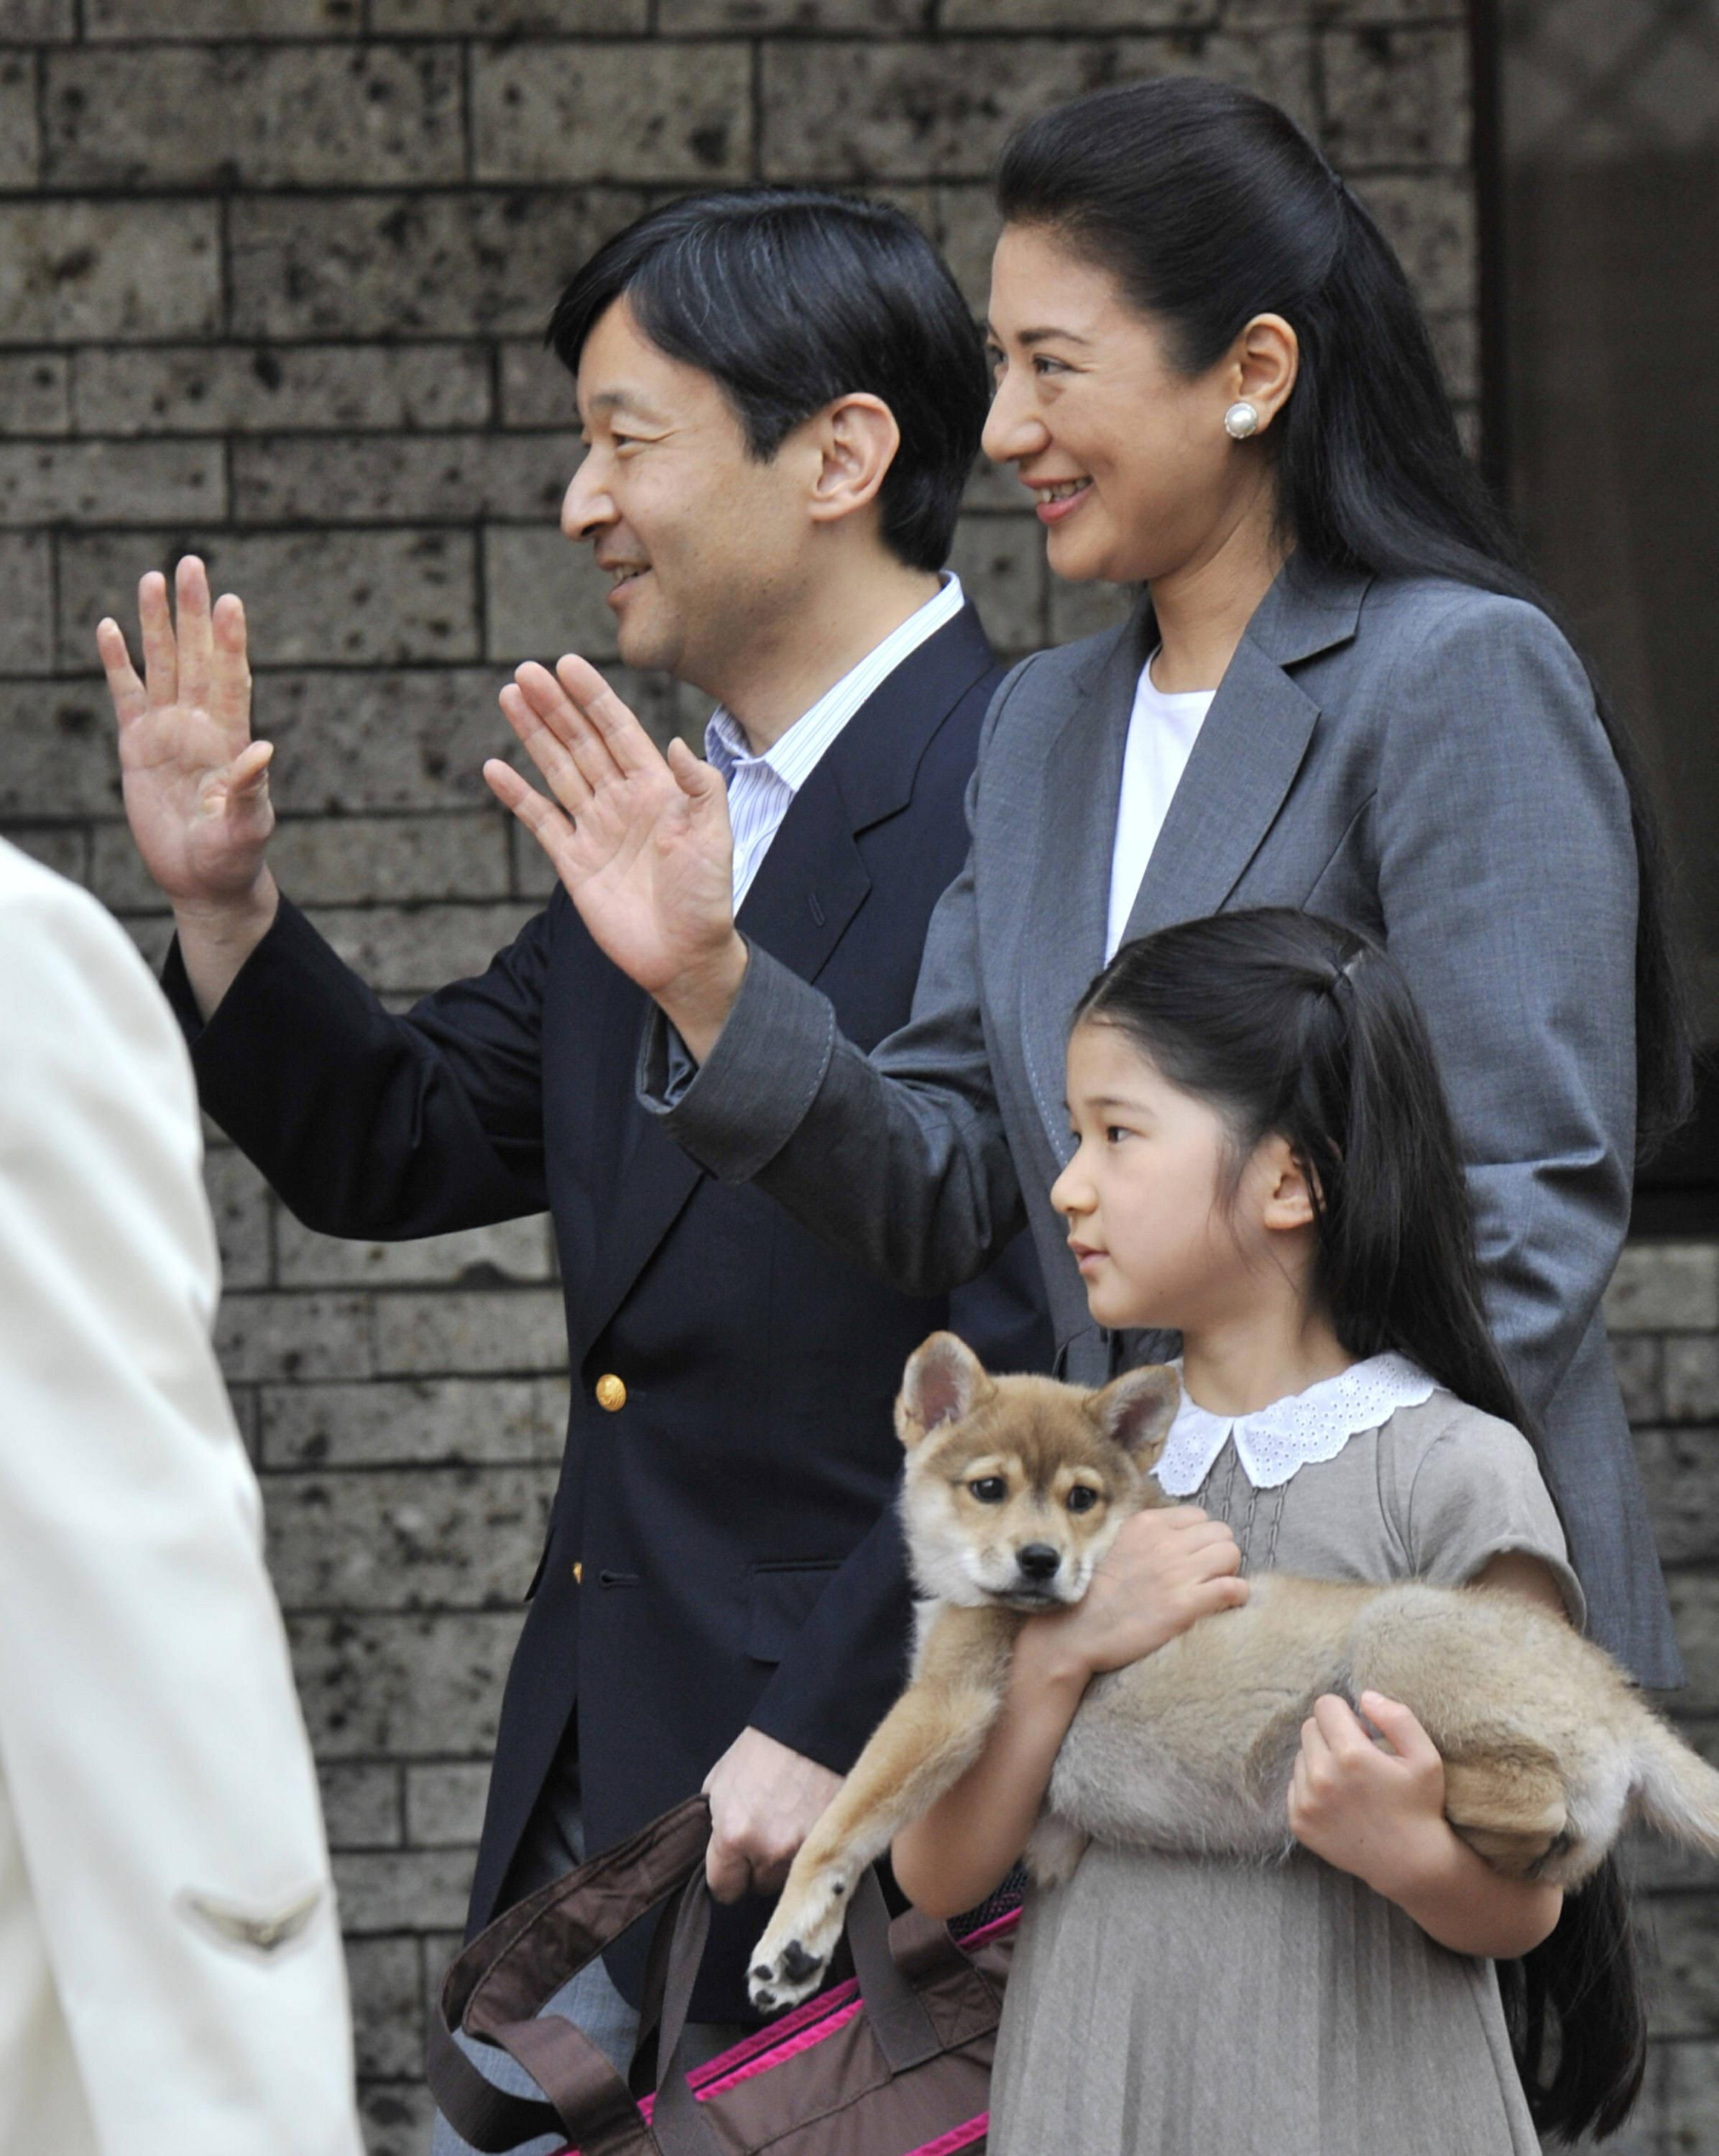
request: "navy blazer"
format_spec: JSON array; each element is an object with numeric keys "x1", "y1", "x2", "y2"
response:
[{"x1": 164, "y1": 601, "x2": 1050, "y2": 2022}]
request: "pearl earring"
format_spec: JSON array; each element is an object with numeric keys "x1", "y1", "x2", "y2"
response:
[{"x1": 1223, "y1": 400, "x2": 1260, "y2": 440}]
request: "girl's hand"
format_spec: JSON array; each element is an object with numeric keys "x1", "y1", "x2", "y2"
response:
[
  {"x1": 1017, "y1": 1506, "x2": 1248, "y2": 1689},
  {"x1": 1289, "y1": 1691, "x2": 1565, "y2": 1958},
  {"x1": 1288, "y1": 1691, "x2": 1449, "y2": 1897},
  {"x1": 897, "y1": 1508, "x2": 1245, "y2": 1918}
]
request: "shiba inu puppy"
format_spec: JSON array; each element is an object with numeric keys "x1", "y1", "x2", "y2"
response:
[{"x1": 748, "y1": 1332, "x2": 1719, "y2": 2014}]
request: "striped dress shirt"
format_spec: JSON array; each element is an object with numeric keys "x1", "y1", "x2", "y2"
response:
[{"x1": 705, "y1": 573, "x2": 966, "y2": 911}]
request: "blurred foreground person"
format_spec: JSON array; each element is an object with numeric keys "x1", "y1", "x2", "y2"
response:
[{"x1": 0, "y1": 837, "x2": 364, "y2": 2156}]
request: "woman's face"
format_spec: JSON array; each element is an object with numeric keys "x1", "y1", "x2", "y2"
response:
[{"x1": 982, "y1": 222, "x2": 1253, "y2": 589}]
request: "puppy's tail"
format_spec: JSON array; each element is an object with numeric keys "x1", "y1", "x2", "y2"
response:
[{"x1": 1631, "y1": 1710, "x2": 1719, "y2": 1853}]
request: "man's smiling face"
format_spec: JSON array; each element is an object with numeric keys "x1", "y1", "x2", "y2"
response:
[{"x1": 561, "y1": 295, "x2": 814, "y2": 691}]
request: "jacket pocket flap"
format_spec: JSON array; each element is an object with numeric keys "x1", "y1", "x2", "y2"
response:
[{"x1": 746, "y1": 1560, "x2": 841, "y2": 1664}]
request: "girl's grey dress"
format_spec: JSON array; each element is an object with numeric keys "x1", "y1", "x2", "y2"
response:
[{"x1": 987, "y1": 1362, "x2": 1584, "y2": 2156}]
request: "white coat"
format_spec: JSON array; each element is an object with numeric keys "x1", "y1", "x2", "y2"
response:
[{"x1": 0, "y1": 839, "x2": 364, "y2": 2156}]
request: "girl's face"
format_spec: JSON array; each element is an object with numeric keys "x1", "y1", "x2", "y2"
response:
[
  {"x1": 982, "y1": 223, "x2": 1249, "y2": 589},
  {"x1": 1051, "y1": 1019, "x2": 1286, "y2": 1334}
]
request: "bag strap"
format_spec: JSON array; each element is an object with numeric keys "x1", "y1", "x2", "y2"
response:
[
  {"x1": 625, "y1": 1890, "x2": 683, "y2": 2096},
  {"x1": 646, "y1": 1867, "x2": 945, "y2": 2152},
  {"x1": 888, "y1": 1901, "x2": 994, "y2": 1990},
  {"x1": 429, "y1": 1795, "x2": 713, "y2": 2152},
  {"x1": 844, "y1": 1869, "x2": 946, "y2": 2071},
  {"x1": 425, "y1": 2017, "x2": 570, "y2": 2156},
  {"x1": 430, "y1": 1797, "x2": 1003, "y2": 2155},
  {"x1": 428, "y1": 1942, "x2": 653, "y2": 2155},
  {"x1": 641, "y1": 1875, "x2": 730, "y2": 2156}
]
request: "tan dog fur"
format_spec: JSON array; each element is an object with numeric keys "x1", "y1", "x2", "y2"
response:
[{"x1": 748, "y1": 1333, "x2": 1719, "y2": 2013}]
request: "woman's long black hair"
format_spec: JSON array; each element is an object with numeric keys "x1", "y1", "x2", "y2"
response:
[
  {"x1": 1077, "y1": 908, "x2": 1646, "y2": 2142},
  {"x1": 1002, "y1": 77, "x2": 1689, "y2": 1153}
]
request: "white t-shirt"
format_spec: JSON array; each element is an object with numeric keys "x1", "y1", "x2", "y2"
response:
[{"x1": 1104, "y1": 653, "x2": 1217, "y2": 959}]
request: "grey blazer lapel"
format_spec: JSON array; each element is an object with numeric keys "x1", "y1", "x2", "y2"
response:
[
  {"x1": 1121, "y1": 635, "x2": 1318, "y2": 941},
  {"x1": 1123, "y1": 563, "x2": 1370, "y2": 941},
  {"x1": 1017, "y1": 600, "x2": 1151, "y2": 1151}
]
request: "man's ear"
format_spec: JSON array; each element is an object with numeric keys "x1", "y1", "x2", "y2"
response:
[
  {"x1": 806, "y1": 392, "x2": 900, "y2": 528},
  {"x1": 1089, "y1": 1363, "x2": 1181, "y2": 1467},
  {"x1": 895, "y1": 1332, "x2": 990, "y2": 1451}
]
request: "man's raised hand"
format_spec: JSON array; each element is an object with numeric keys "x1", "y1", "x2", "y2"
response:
[
  {"x1": 98, "y1": 556, "x2": 280, "y2": 1016},
  {"x1": 489, "y1": 656, "x2": 748, "y2": 1058},
  {"x1": 98, "y1": 557, "x2": 277, "y2": 910}
]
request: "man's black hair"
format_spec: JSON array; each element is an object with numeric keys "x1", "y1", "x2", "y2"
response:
[{"x1": 547, "y1": 188, "x2": 987, "y2": 573}]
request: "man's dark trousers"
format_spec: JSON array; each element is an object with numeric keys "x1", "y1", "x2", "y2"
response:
[{"x1": 163, "y1": 599, "x2": 1050, "y2": 2022}]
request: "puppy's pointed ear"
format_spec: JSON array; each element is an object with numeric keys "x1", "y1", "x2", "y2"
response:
[
  {"x1": 895, "y1": 1332, "x2": 990, "y2": 1450},
  {"x1": 1090, "y1": 1363, "x2": 1181, "y2": 1467}
]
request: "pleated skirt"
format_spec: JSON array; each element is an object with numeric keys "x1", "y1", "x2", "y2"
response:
[{"x1": 987, "y1": 1842, "x2": 1538, "y2": 2156}]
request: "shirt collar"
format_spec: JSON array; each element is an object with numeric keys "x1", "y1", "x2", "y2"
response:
[
  {"x1": 1153, "y1": 1352, "x2": 1438, "y2": 1496},
  {"x1": 704, "y1": 572, "x2": 964, "y2": 793}
]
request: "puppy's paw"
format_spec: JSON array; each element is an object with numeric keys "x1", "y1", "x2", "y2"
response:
[
  {"x1": 747, "y1": 1874, "x2": 854, "y2": 2014},
  {"x1": 1023, "y1": 1815, "x2": 1089, "y2": 1889}
]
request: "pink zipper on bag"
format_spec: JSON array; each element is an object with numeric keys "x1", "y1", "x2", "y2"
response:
[{"x1": 550, "y1": 1909, "x2": 1015, "y2": 2155}]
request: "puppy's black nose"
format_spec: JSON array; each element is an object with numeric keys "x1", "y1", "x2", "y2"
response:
[{"x1": 1017, "y1": 1543, "x2": 1060, "y2": 1582}]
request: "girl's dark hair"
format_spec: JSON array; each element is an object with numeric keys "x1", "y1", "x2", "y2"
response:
[
  {"x1": 1077, "y1": 908, "x2": 1529, "y2": 1424},
  {"x1": 547, "y1": 188, "x2": 987, "y2": 573},
  {"x1": 1500, "y1": 1856, "x2": 1648, "y2": 2143},
  {"x1": 1000, "y1": 77, "x2": 1689, "y2": 1152},
  {"x1": 1075, "y1": 906, "x2": 1648, "y2": 2139}
]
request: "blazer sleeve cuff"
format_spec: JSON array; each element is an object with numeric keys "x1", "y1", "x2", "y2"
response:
[
  {"x1": 161, "y1": 894, "x2": 335, "y2": 1052},
  {"x1": 637, "y1": 939, "x2": 838, "y2": 1184},
  {"x1": 158, "y1": 933, "x2": 208, "y2": 1045},
  {"x1": 747, "y1": 1608, "x2": 916, "y2": 1778},
  {"x1": 745, "y1": 1506, "x2": 918, "y2": 1774},
  {"x1": 163, "y1": 895, "x2": 390, "y2": 1143},
  {"x1": 747, "y1": 1683, "x2": 903, "y2": 1781}
]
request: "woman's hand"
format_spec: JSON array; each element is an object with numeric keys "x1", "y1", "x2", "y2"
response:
[{"x1": 1016, "y1": 1506, "x2": 1248, "y2": 1691}]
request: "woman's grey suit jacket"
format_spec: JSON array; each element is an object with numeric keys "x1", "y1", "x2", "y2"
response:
[{"x1": 645, "y1": 561, "x2": 1677, "y2": 1685}]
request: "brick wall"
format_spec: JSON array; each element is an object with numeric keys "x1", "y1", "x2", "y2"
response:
[
  {"x1": 1603, "y1": 1246, "x2": 1719, "y2": 2156},
  {"x1": 9, "y1": 7, "x2": 1704, "y2": 2155}
]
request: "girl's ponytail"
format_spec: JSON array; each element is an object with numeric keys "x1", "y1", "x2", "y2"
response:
[
  {"x1": 1501, "y1": 1854, "x2": 1647, "y2": 2142},
  {"x1": 1074, "y1": 907, "x2": 1647, "y2": 2142},
  {"x1": 1300, "y1": 939, "x2": 1529, "y2": 1434}
]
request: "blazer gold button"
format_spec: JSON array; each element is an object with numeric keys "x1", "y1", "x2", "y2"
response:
[
  {"x1": 572, "y1": 1562, "x2": 583, "y2": 1586},
  {"x1": 595, "y1": 1374, "x2": 627, "y2": 1412}
]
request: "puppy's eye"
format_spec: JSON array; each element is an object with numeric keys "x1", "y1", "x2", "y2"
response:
[
  {"x1": 1066, "y1": 1485, "x2": 1100, "y2": 1515},
  {"x1": 967, "y1": 1476, "x2": 1007, "y2": 1504}
]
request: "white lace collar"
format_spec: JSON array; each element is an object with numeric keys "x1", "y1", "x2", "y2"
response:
[{"x1": 1153, "y1": 1353, "x2": 1438, "y2": 1496}]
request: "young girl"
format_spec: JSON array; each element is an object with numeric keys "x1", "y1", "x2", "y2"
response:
[{"x1": 892, "y1": 908, "x2": 1646, "y2": 2155}]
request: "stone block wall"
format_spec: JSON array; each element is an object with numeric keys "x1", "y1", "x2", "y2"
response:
[
  {"x1": 8, "y1": 5, "x2": 1701, "y2": 2152},
  {"x1": 1604, "y1": 1245, "x2": 1719, "y2": 2155}
]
